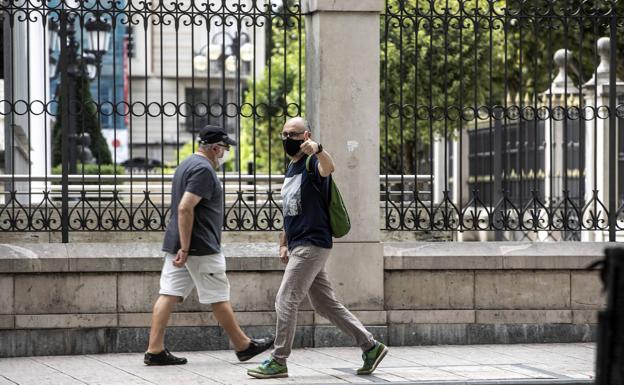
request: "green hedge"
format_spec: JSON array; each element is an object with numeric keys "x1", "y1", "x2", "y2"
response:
[{"x1": 52, "y1": 163, "x2": 125, "y2": 175}]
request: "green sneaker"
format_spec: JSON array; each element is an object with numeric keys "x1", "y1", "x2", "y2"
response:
[
  {"x1": 357, "y1": 341, "x2": 388, "y2": 375},
  {"x1": 247, "y1": 358, "x2": 288, "y2": 379}
]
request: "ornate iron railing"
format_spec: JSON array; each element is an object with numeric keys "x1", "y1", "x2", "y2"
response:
[
  {"x1": 0, "y1": 0, "x2": 304, "y2": 240},
  {"x1": 381, "y1": 0, "x2": 624, "y2": 239},
  {"x1": 0, "y1": 174, "x2": 431, "y2": 232},
  {"x1": 3, "y1": 1, "x2": 624, "y2": 241}
]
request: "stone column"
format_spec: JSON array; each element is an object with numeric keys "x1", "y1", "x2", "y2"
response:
[
  {"x1": 542, "y1": 49, "x2": 580, "y2": 210},
  {"x1": 303, "y1": 0, "x2": 386, "y2": 331},
  {"x1": 432, "y1": 137, "x2": 445, "y2": 205},
  {"x1": 4, "y1": 17, "x2": 49, "y2": 204},
  {"x1": 582, "y1": 37, "x2": 624, "y2": 242},
  {"x1": 30, "y1": 19, "x2": 51, "y2": 202},
  {"x1": 453, "y1": 130, "x2": 472, "y2": 241}
]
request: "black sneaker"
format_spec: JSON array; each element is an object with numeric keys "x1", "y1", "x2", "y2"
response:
[
  {"x1": 144, "y1": 348, "x2": 188, "y2": 366},
  {"x1": 236, "y1": 337, "x2": 275, "y2": 362}
]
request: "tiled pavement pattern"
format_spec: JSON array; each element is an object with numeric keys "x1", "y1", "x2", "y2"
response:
[{"x1": 0, "y1": 343, "x2": 595, "y2": 385}]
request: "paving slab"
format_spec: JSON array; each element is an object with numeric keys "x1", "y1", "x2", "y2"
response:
[
  {"x1": 31, "y1": 355, "x2": 153, "y2": 385},
  {"x1": 89, "y1": 353, "x2": 221, "y2": 385},
  {"x1": 0, "y1": 357, "x2": 85, "y2": 385},
  {"x1": 0, "y1": 343, "x2": 595, "y2": 385}
]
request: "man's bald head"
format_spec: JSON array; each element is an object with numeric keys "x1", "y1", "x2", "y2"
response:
[{"x1": 283, "y1": 117, "x2": 311, "y2": 134}]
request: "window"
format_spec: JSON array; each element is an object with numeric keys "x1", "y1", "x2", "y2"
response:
[{"x1": 185, "y1": 87, "x2": 235, "y2": 133}]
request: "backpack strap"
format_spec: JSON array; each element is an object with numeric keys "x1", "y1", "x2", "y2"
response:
[
  {"x1": 305, "y1": 155, "x2": 329, "y2": 204},
  {"x1": 305, "y1": 155, "x2": 313, "y2": 175},
  {"x1": 305, "y1": 155, "x2": 320, "y2": 192}
]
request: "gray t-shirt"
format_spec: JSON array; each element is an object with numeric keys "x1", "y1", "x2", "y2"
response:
[{"x1": 162, "y1": 154, "x2": 223, "y2": 256}]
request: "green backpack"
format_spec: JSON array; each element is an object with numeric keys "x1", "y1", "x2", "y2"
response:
[{"x1": 305, "y1": 156, "x2": 351, "y2": 238}]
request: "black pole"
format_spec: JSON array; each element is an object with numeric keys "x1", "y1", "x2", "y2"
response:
[
  {"x1": 608, "y1": 21, "x2": 617, "y2": 242},
  {"x1": 59, "y1": 11, "x2": 81, "y2": 243},
  {"x1": 595, "y1": 248, "x2": 624, "y2": 384},
  {"x1": 493, "y1": 110, "x2": 503, "y2": 241},
  {"x1": 59, "y1": 12, "x2": 70, "y2": 243},
  {"x1": 66, "y1": 18, "x2": 78, "y2": 175}
]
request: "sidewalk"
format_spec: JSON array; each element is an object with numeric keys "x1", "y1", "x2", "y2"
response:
[{"x1": 0, "y1": 343, "x2": 595, "y2": 385}]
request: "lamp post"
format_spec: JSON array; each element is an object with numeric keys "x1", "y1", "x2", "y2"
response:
[
  {"x1": 192, "y1": 31, "x2": 254, "y2": 74},
  {"x1": 84, "y1": 12, "x2": 112, "y2": 80},
  {"x1": 193, "y1": 31, "x2": 253, "y2": 171},
  {"x1": 48, "y1": 8, "x2": 112, "y2": 173}
]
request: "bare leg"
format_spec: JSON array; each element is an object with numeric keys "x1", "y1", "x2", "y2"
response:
[
  {"x1": 147, "y1": 295, "x2": 179, "y2": 353},
  {"x1": 211, "y1": 301, "x2": 251, "y2": 351}
]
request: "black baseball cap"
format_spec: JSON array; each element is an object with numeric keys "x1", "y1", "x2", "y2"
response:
[{"x1": 198, "y1": 125, "x2": 237, "y2": 146}]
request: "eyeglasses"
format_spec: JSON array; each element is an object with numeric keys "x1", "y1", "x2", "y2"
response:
[
  {"x1": 280, "y1": 131, "x2": 305, "y2": 140},
  {"x1": 216, "y1": 143, "x2": 230, "y2": 150}
]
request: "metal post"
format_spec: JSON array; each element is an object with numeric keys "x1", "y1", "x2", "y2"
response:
[
  {"x1": 493, "y1": 111, "x2": 503, "y2": 240},
  {"x1": 66, "y1": 18, "x2": 78, "y2": 175},
  {"x1": 608, "y1": 17, "x2": 617, "y2": 242},
  {"x1": 59, "y1": 10, "x2": 81, "y2": 242},
  {"x1": 59, "y1": 12, "x2": 70, "y2": 243},
  {"x1": 246, "y1": 161, "x2": 254, "y2": 202}
]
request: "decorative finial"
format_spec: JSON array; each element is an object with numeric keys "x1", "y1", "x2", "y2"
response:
[
  {"x1": 596, "y1": 37, "x2": 610, "y2": 75},
  {"x1": 543, "y1": 49, "x2": 578, "y2": 96},
  {"x1": 583, "y1": 37, "x2": 621, "y2": 87}
]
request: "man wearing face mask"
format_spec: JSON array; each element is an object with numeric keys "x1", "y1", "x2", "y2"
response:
[
  {"x1": 144, "y1": 125, "x2": 274, "y2": 366},
  {"x1": 248, "y1": 117, "x2": 388, "y2": 379}
]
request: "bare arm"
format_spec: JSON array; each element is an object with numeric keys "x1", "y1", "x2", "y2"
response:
[
  {"x1": 279, "y1": 230, "x2": 288, "y2": 264},
  {"x1": 173, "y1": 191, "x2": 202, "y2": 267},
  {"x1": 300, "y1": 139, "x2": 335, "y2": 177},
  {"x1": 315, "y1": 149, "x2": 335, "y2": 177},
  {"x1": 279, "y1": 230, "x2": 287, "y2": 248}
]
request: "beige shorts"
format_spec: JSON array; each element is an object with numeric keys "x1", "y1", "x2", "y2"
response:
[{"x1": 159, "y1": 252, "x2": 230, "y2": 304}]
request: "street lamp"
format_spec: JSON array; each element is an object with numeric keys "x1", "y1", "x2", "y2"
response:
[
  {"x1": 82, "y1": 52, "x2": 98, "y2": 81},
  {"x1": 192, "y1": 31, "x2": 253, "y2": 172},
  {"x1": 193, "y1": 31, "x2": 253, "y2": 73},
  {"x1": 48, "y1": 10, "x2": 112, "y2": 172},
  {"x1": 48, "y1": 13, "x2": 111, "y2": 80},
  {"x1": 85, "y1": 12, "x2": 112, "y2": 80}
]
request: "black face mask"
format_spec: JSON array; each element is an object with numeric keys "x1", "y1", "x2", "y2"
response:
[{"x1": 283, "y1": 138, "x2": 304, "y2": 157}]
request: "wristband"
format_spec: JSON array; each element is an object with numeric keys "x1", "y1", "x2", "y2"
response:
[{"x1": 315, "y1": 143, "x2": 323, "y2": 154}]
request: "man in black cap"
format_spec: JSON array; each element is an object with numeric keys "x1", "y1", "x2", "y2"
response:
[{"x1": 144, "y1": 125, "x2": 274, "y2": 365}]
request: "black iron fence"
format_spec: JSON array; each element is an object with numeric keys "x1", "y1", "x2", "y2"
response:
[
  {"x1": 381, "y1": 0, "x2": 624, "y2": 239},
  {"x1": 0, "y1": 0, "x2": 304, "y2": 239},
  {"x1": 3, "y1": 0, "x2": 624, "y2": 240}
]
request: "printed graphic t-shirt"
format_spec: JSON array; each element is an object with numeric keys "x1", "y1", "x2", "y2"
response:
[
  {"x1": 281, "y1": 155, "x2": 333, "y2": 250},
  {"x1": 162, "y1": 154, "x2": 223, "y2": 256}
]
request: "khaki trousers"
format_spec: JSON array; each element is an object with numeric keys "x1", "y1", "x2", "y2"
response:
[{"x1": 271, "y1": 245, "x2": 375, "y2": 364}]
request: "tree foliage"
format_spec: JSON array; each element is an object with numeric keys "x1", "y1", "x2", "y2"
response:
[
  {"x1": 238, "y1": 1, "x2": 304, "y2": 173},
  {"x1": 382, "y1": 0, "x2": 624, "y2": 174},
  {"x1": 382, "y1": 0, "x2": 509, "y2": 174},
  {"x1": 239, "y1": 0, "x2": 623, "y2": 175},
  {"x1": 52, "y1": 71, "x2": 112, "y2": 168}
]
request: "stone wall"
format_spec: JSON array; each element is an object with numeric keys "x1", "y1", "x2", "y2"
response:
[
  {"x1": 0, "y1": 242, "x2": 606, "y2": 357},
  {"x1": 383, "y1": 242, "x2": 605, "y2": 345}
]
